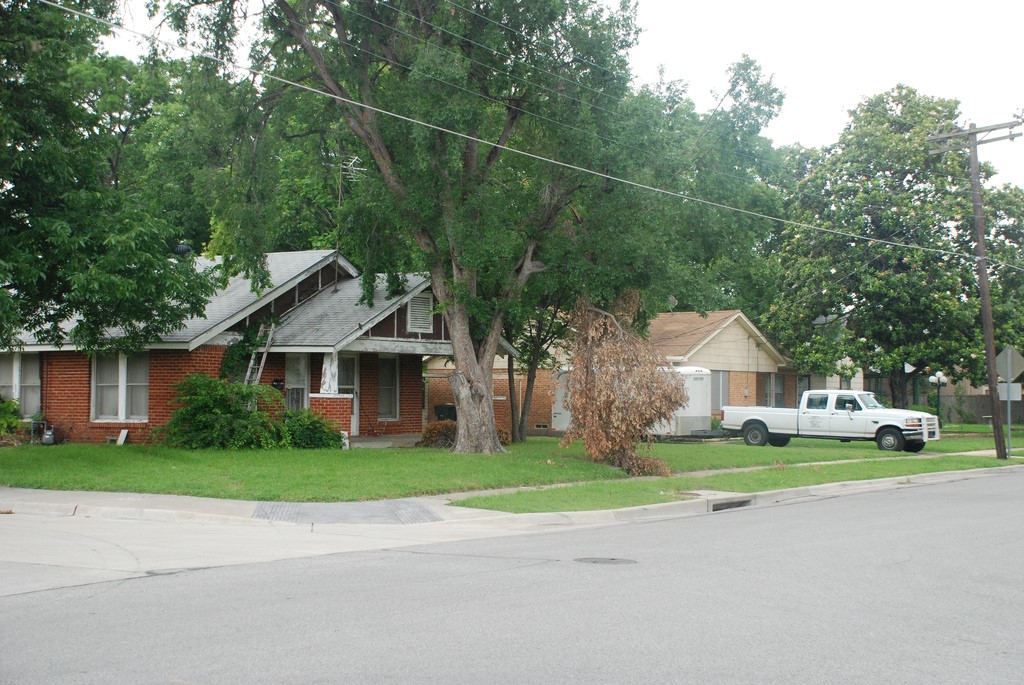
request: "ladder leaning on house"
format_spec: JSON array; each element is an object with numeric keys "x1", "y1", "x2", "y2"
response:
[{"x1": 243, "y1": 322, "x2": 275, "y2": 385}]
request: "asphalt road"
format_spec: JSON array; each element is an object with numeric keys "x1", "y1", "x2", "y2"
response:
[{"x1": 2, "y1": 470, "x2": 1023, "y2": 684}]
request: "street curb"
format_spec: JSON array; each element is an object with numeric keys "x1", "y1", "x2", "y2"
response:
[{"x1": 3, "y1": 463, "x2": 1023, "y2": 528}]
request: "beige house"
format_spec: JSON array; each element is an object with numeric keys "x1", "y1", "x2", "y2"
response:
[{"x1": 649, "y1": 310, "x2": 863, "y2": 414}]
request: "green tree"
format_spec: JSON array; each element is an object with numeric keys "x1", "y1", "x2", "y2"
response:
[
  {"x1": 767, "y1": 85, "x2": 985, "y2": 407},
  {"x1": 168, "y1": 0, "x2": 641, "y2": 452},
  {"x1": 987, "y1": 183, "x2": 1024, "y2": 356},
  {"x1": 0, "y1": 0, "x2": 215, "y2": 351}
]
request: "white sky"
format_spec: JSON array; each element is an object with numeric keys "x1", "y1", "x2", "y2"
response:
[{"x1": 626, "y1": 0, "x2": 1024, "y2": 187}]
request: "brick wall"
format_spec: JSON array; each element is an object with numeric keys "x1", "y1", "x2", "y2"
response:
[
  {"x1": 356, "y1": 353, "x2": 424, "y2": 436},
  {"x1": 38, "y1": 347, "x2": 428, "y2": 444},
  {"x1": 727, "y1": 371, "x2": 758, "y2": 407},
  {"x1": 309, "y1": 394, "x2": 353, "y2": 433},
  {"x1": 426, "y1": 366, "x2": 557, "y2": 434},
  {"x1": 40, "y1": 346, "x2": 226, "y2": 444}
]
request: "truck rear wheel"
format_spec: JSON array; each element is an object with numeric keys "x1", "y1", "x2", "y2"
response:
[
  {"x1": 768, "y1": 435, "x2": 791, "y2": 447},
  {"x1": 876, "y1": 427, "x2": 905, "y2": 452},
  {"x1": 743, "y1": 422, "x2": 769, "y2": 447}
]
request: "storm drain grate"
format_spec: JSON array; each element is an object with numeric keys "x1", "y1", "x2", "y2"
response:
[
  {"x1": 574, "y1": 557, "x2": 636, "y2": 565},
  {"x1": 710, "y1": 497, "x2": 753, "y2": 512}
]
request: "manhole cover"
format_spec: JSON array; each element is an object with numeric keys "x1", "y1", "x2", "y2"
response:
[{"x1": 574, "y1": 557, "x2": 636, "y2": 565}]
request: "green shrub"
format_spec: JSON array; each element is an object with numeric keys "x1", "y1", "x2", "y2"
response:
[
  {"x1": 0, "y1": 397, "x2": 20, "y2": 435},
  {"x1": 282, "y1": 409, "x2": 345, "y2": 449},
  {"x1": 909, "y1": 404, "x2": 937, "y2": 416},
  {"x1": 162, "y1": 374, "x2": 286, "y2": 449}
]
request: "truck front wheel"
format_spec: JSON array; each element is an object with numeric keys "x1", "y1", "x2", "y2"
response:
[
  {"x1": 743, "y1": 422, "x2": 770, "y2": 447},
  {"x1": 905, "y1": 442, "x2": 926, "y2": 453},
  {"x1": 876, "y1": 428, "x2": 905, "y2": 452}
]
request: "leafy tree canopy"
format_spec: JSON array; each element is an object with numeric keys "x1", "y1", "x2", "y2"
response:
[
  {"x1": 766, "y1": 85, "x2": 986, "y2": 406},
  {"x1": 0, "y1": 0, "x2": 216, "y2": 352}
]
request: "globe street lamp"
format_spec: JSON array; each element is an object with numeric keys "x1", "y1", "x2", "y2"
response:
[{"x1": 929, "y1": 371, "x2": 948, "y2": 425}]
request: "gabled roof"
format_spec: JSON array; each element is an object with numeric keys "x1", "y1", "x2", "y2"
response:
[
  {"x1": 157, "y1": 250, "x2": 359, "y2": 350},
  {"x1": 19, "y1": 250, "x2": 360, "y2": 351},
  {"x1": 648, "y1": 310, "x2": 787, "y2": 365},
  {"x1": 271, "y1": 274, "x2": 433, "y2": 352}
]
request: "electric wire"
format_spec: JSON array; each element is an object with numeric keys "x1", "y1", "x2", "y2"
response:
[{"x1": 40, "y1": 0, "x2": 1024, "y2": 277}]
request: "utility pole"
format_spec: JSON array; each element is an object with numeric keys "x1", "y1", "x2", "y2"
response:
[{"x1": 927, "y1": 119, "x2": 1021, "y2": 459}]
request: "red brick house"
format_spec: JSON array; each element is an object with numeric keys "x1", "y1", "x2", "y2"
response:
[{"x1": 1, "y1": 250, "x2": 452, "y2": 444}]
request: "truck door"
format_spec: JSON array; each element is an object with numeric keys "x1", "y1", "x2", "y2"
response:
[
  {"x1": 800, "y1": 392, "x2": 831, "y2": 437},
  {"x1": 829, "y1": 393, "x2": 871, "y2": 438}
]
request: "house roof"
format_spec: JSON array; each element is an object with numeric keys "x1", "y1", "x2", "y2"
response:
[
  {"x1": 19, "y1": 250, "x2": 360, "y2": 351},
  {"x1": 271, "y1": 274, "x2": 435, "y2": 352},
  {"x1": 157, "y1": 250, "x2": 360, "y2": 350},
  {"x1": 648, "y1": 310, "x2": 787, "y2": 365}
]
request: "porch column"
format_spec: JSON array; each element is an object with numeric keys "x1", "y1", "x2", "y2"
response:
[{"x1": 320, "y1": 352, "x2": 338, "y2": 394}]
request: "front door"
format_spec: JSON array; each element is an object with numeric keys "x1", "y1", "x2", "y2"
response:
[
  {"x1": 285, "y1": 353, "x2": 309, "y2": 411},
  {"x1": 829, "y1": 392, "x2": 871, "y2": 439},
  {"x1": 339, "y1": 354, "x2": 359, "y2": 436}
]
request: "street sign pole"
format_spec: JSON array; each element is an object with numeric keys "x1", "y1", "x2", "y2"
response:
[{"x1": 996, "y1": 346, "x2": 1024, "y2": 456}]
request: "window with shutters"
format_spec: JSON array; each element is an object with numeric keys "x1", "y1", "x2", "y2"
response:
[{"x1": 406, "y1": 292, "x2": 434, "y2": 334}]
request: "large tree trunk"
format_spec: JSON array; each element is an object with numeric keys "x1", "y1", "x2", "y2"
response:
[
  {"x1": 444, "y1": 302, "x2": 505, "y2": 454},
  {"x1": 888, "y1": 371, "x2": 913, "y2": 409}
]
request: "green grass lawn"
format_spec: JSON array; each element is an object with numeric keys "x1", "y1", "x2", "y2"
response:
[
  {"x1": 0, "y1": 433, "x2": 1019, "y2": 505},
  {"x1": 0, "y1": 440, "x2": 625, "y2": 502},
  {"x1": 457, "y1": 454, "x2": 1020, "y2": 513}
]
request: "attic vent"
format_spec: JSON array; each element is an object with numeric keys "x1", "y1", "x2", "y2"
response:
[{"x1": 407, "y1": 292, "x2": 434, "y2": 334}]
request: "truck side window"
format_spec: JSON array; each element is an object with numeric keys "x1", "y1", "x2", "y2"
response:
[
  {"x1": 836, "y1": 395, "x2": 859, "y2": 411},
  {"x1": 806, "y1": 394, "x2": 828, "y2": 410}
]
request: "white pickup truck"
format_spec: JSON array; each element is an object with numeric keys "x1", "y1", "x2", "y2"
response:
[{"x1": 721, "y1": 389, "x2": 940, "y2": 452}]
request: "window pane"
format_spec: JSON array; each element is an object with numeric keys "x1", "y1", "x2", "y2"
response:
[
  {"x1": 20, "y1": 386, "x2": 41, "y2": 419},
  {"x1": 0, "y1": 354, "x2": 13, "y2": 399},
  {"x1": 96, "y1": 387, "x2": 119, "y2": 419},
  {"x1": 378, "y1": 356, "x2": 398, "y2": 419},
  {"x1": 126, "y1": 353, "x2": 149, "y2": 384},
  {"x1": 339, "y1": 356, "x2": 356, "y2": 388},
  {"x1": 95, "y1": 355, "x2": 119, "y2": 384},
  {"x1": 127, "y1": 386, "x2": 148, "y2": 419}
]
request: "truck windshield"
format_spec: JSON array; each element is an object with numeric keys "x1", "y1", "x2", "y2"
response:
[{"x1": 858, "y1": 393, "x2": 884, "y2": 409}]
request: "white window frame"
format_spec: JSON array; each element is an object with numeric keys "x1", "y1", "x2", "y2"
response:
[
  {"x1": 406, "y1": 292, "x2": 434, "y2": 334},
  {"x1": 377, "y1": 354, "x2": 400, "y2": 420},
  {"x1": 92, "y1": 353, "x2": 149, "y2": 421},
  {"x1": 0, "y1": 352, "x2": 41, "y2": 419}
]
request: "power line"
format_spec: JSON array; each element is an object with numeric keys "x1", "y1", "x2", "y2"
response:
[{"x1": 39, "y1": 0, "x2": 1024, "y2": 277}]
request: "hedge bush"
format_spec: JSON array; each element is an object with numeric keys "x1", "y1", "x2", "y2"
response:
[
  {"x1": 282, "y1": 409, "x2": 346, "y2": 449},
  {"x1": 161, "y1": 374, "x2": 286, "y2": 449}
]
